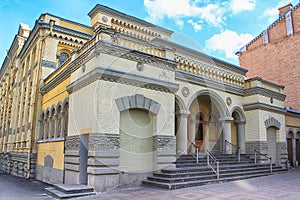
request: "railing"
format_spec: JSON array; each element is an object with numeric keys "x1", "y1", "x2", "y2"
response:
[
  {"x1": 224, "y1": 140, "x2": 240, "y2": 162},
  {"x1": 188, "y1": 140, "x2": 199, "y2": 164},
  {"x1": 254, "y1": 149, "x2": 272, "y2": 173},
  {"x1": 207, "y1": 150, "x2": 219, "y2": 179}
]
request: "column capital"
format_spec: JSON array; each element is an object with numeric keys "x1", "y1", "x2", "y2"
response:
[
  {"x1": 219, "y1": 117, "x2": 234, "y2": 122},
  {"x1": 176, "y1": 110, "x2": 190, "y2": 117},
  {"x1": 235, "y1": 119, "x2": 246, "y2": 124}
]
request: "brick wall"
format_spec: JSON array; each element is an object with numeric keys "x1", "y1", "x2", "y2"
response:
[{"x1": 239, "y1": 6, "x2": 300, "y2": 111}]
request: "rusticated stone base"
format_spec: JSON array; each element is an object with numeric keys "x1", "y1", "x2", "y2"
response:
[{"x1": 0, "y1": 152, "x2": 36, "y2": 178}]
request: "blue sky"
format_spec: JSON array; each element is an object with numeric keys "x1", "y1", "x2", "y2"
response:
[{"x1": 0, "y1": 0, "x2": 298, "y2": 66}]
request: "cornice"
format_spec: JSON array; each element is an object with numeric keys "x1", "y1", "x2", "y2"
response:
[
  {"x1": 88, "y1": 4, "x2": 173, "y2": 36},
  {"x1": 41, "y1": 66, "x2": 70, "y2": 95},
  {"x1": 175, "y1": 70, "x2": 244, "y2": 96},
  {"x1": 244, "y1": 87, "x2": 286, "y2": 101},
  {"x1": 68, "y1": 40, "x2": 178, "y2": 75},
  {"x1": 66, "y1": 67, "x2": 179, "y2": 94},
  {"x1": 243, "y1": 102, "x2": 286, "y2": 114},
  {"x1": 151, "y1": 37, "x2": 248, "y2": 76},
  {"x1": 246, "y1": 77, "x2": 285, "y2": 89},
  {"x1": 286, "y1": 110, "x2": 300, "y2": 118}
]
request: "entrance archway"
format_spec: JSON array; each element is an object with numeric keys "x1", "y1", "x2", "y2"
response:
[
  {"x1": 187, "y1": 90, "x2": 229, "y2": 153},
  {"x1": 231, "y1": 107, "x2": 246, "y2": 154},
  {"x1": 267, "y1": 127, "x2": 277, "y2": 164},
  {"x1": 286, "y1": 130, "x2": 294, "y2": 166},
  {"x1": 296, "y1": 131, "x2": 300, "y2": 166}
]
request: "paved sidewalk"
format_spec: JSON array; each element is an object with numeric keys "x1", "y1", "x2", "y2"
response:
[
  {"x1": 0, "y1": 170, "x2": 54, "y2": 200},
  {"x1": 77, "y1": 168, "x2": 300, "y2": 200},
  {"x1": 1, "y1": 168, "x2": 300, "y2": 200}
]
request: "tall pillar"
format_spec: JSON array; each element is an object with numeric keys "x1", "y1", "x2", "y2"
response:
[
  {"x1": 204, "y1": 122, "x2": 210, "y2": 151},
  {"x1": 54, "y1": 114, "x2": 58, "y2": 138},
  {"x1": 236, "y1": 119, "x2": 246, "y2": 154},
  {"x1": 176, "y1": 110, "x2": 190, "y2": 157},
  {"x1": 221, "y1": 117, "x2": 233, "y2": 154},
  {"x1": 61, "y1": 111, "x2": 66, "y2": 138},
  {"x1": 292, "y1": 137, "x2": 296, "y2": 166},
  {"x1": 189, "y1": 118, "x2": 196, "y2": 153}
]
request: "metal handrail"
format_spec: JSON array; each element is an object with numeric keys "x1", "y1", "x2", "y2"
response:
[
  {"x1": 188, "y1": 140, "x2": 199, "y2": 163},
  {"x1": 254, "y1": 149, "x2": 272, "y2": 173},
  {"x1": 206, "y1": 150, "x2": 219, "y2": 179},
  {"x1": 225, "y1": 140, "x2": 241, "y2": 162}
]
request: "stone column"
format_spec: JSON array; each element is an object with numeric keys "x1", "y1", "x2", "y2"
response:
[
  {"x1": 189, "y1": 118, "x2": 196, "y2": 153},
  {"x1": 221, "y1": 117, "x2": 233, "y2": 154},
  {"x1": 292, "y1": 138, "x2": 296, "y2": 166},
  {"x1": 236, "y1": 119, "x2": 246, "y2": 154},
  {"x1": 43, "y1": 116, "x2": 47, "y2": 140},
  {"x1": 54, "y1": 114, "x2": 58, "y2": 138},
  {"x1": 61, "y1": 111, "x2": 66, "y2": 138},
  {"x1": 176, "y1": 110, "x2": 190, "y2": 157},
  {"x1": 49, "y1": 116, "x2": 53, "y2": 139},
  {"x1": 204, "y1": 121, "x2": 210, "y2": 151}
]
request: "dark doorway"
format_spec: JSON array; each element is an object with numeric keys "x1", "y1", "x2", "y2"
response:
[
  {"x1": 79, "y1": 134, "x2": 89, "y2": 185},
  {"x1": 287, "y1": 138, "x2": 293, "y2": 166}
]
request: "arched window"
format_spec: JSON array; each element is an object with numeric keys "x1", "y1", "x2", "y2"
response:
[
  {"x1": 57, "y1": 105, "x2": 62, "y2": 138},
  {"x1": 58, "y1": 52, "x2": 69, "y2": 67},
  {"x1": 51, "y1": 108, "x2": 55, "y2": 138},
  {"x1": 63, "y1": 102, "x2": 69, "y2": 137},
  {"x1": 195, "y1": 113, "x2": 204, "y2": 140}
]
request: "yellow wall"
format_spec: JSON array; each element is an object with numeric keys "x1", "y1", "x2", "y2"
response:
[
  {"x1": 42, "y1": 77, "x2": 70, "y2": 110},
  {"x1": 37, "y1": 141, "x2": 65, "y2": 169},
  {"x1": 60, "y1": 20, "x2": 93, "y2": 35}
]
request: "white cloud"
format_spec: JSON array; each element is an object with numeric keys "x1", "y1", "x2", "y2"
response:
[
  {"x1": 262, "y1": 0, "x2": 297, "y2": 23},
  {"x1": 144, "y1": 0, "x2": 257, "y2": 31},
  {"x1": 144, "y1": 0, "x2": 226, "y2": 29},
  {"x1": 188, "y1": 20, "x2": 202, "y2": 32},
  {"x1": 205, "y1": 30, "x2": 253, "y2": 59},
  {"x1": 230, "y1": 0, "x2": 256, "y2": 14}
]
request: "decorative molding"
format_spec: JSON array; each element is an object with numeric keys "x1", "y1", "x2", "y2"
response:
[
  {"x1": 155, "y1": 135, "x2": 176, "y2": 151},
  {"x1": 88, "y1": 4, "x2": 173, "y2": 36},
  {"x1": 42, "y1": 60, "x2": 56, "y2": 69},
  {"x1": 151, "y1": 37, "x2": 248, "y2": 76},
  {"x1": 115, "y1": 94, "x2": 161, "y2": 115},
  {"x1": 265, "y1": 117, "x2": 281, "y2": 130},
  {"x1": 244, "y1": 87, "x2": 286, "y2": 101},
  {"x1": 89, "y1": 133, "x2": 120, "y2": 151},
  {"x1": 243, "y1": 102, "x2": 287, "y2": 114},
  {"x1": 65, "y1": 135, "x2": 80, "y2": 151},
  {"x1": 67, "y1": 66, "x2": 179, "y2": 94},
  {"x1": 176, "y1": 71, "x2": 244, "y2": 96}
]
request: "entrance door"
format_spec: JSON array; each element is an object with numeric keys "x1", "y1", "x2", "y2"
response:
[
  {"x1": 195, "y1": 113, "x2": 204, "y2": 150},
  {"x1": 287, "y1": 138, "x2": 293, "y2": 166},
  {"x1": 79, "y1": 134, "x2": 89, "y2": 185},
  {"x1": 296, "y1": 139, "x2": 300, "y2": 165},
  {"x1": 267, "y1": 127, "x2": 277, "y2": 164}
]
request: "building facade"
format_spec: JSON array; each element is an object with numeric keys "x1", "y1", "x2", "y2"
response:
[
  {"x1": 237, "y1": 3, "x2": 300, "y2": 166},
  {"x1": 0, "y1": 4, "x2": 288, "y2": 191}
]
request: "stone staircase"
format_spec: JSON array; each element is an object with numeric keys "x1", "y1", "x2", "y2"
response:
[
  {"x1": 45, "y1": 184, "x2": 95, "y2": 199},
  {"x1": 143, "y1": 153, "x2": 287, "y2": 190}
]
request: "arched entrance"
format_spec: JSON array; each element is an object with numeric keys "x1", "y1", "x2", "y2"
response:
[
  {"x1": 286, "y1": 130, "x2": 294, "y2": 166},
  {"x1": 231, "y1": 108, "x2": 246, "y2": 154},
  {"x1": 296, "y1": 131, "x2": 300, "y2": 166},
  {"x1": 195, "y1": 112, "x2": 205, "y2": 150},
  {"x1": 267, "y1": 127, "x2": 278, "y2": 164},
  {"x1": 186, "y1": 90, "x2": 229, "y2": 154}
]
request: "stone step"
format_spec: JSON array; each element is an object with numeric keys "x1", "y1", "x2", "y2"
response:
[
  {"x1": 143, "y1": 171, "x2": 286, "y2": 190},
  {"x1": 154, "y1": 166, "x2": 283, "y2": 178},
  {"x1": 45, "y1": 184, "x2": 95, "y2": 199},
  {"x1": 148, "y1": 168, "x2": 286, "y2": 183},
  {"x1": 176, "y1": 161, "x2": 254, "y2": 168},
  {"x1": 175, "y1": 159, "x2": 251, "y2": 164}
]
